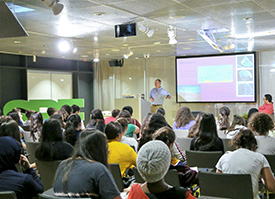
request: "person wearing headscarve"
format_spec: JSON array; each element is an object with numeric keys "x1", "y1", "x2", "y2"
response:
[{"x1": 0, "y1": 137, "x2": 43, "y2": 199}]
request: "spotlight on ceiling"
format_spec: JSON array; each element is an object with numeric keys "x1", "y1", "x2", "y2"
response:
[
  {"x1": 123, "y1": 48, "x2": 133, "y2": 59},
  {"x1": 247, "y1": 38, "x2": 254, "y2": 51},
  {"x1": 58, "y1": 39, "x2": 70, "y2": 52},
  {"x1": 42, "y1": 0, "x2": 64, "y2": 15},
  {"x1": 139, "y1": 23, "x2": 154, "y2": 37},
  {"x1": 167, "y1": 25, "x2": 177, "y2": 45},
  {"x1": 72, "y1": 47, "x2": 77, "y2": 53},
  {"x1": 93, "y1": 50, "x2": 100, "y2": 62}
]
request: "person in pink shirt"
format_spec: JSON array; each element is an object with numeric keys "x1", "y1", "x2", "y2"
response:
[
  {"x1": 105, "y1": 109, "x2": 120, "y2": 125},
  {"x1": 259, "y1": 94, "x2": 274, "y2": 114}
]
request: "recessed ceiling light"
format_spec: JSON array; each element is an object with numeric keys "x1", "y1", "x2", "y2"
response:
[
  {"x1": 189, "y1": 39, "x2": 194, "y2": 41},
  {"x1": 18, "y1": 51, "x2": 22, "y2": 54},
  {"x1": 94, "y1": 36, "x2": 98, "y2": 41},
  {"x1": 81, "y1": 55, "x2": 89, "y2": 58},
  {"x1": 94, "y1": 12, "x2": 105, "y2": 16},
  {"x1": 41, "y1": 50, "x2": 46, "y2": 54},
  {"x1": 182, "y1": 47, "x2": 191, "y2": 50},
  {"x1": 106, "y1": 53, "x2": 110, "y2": 56},
  {"x1": 14, "y1": 41, "x2": 21, "y2": 44},
  {"x1": 156, "y1": 50, "x2": 161, "y2": 52},
  {"x1": 135, "y1": 57, "x2": 139, "y2": 59},
  {"x1": 170, "y1": 15, "x2": 185, "y2": 19},
  {"x1": 58, "y1": 40, "x2": 71, "y2": 52},
  {"x1": 87, "y1": 51, "x2": 93, "y2": 54},
  {"x1": 111, "y1": 49, "x2": 120, "y2": 52},
  {"x1": 153, "y1": 41, "x2": 161, "y2": 45},
  {"x1": 73, "y1": 48, "x2": 77, "y2": 53},
  {"x1": 123, "y1": 44, "x2": 129, "y2": 46}
]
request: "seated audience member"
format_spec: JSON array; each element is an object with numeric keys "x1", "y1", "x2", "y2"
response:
[
  {"x1": 30, "y1": 112, "x2": 43, "y2": 142},
  {"x1": 47, "y1": 107, "x2": 57, "y2": 118},
  {"x1": 86, "y1": 109, "x2": 105, "y2": 132},
  {"x1": 259, "y1": 94, "x2": 274, "y2": 114},
  {"x1": 8, "y1": 109, "x2": 24, "y2": 126},
  {"x1": 116, "y1": 117, "x2": 138, "y2": 152},
  {"x1": 217, "y1": 106, "x2": 230, "y2": 130},
  {"x1": 156, "y1": 107, "x2": 166, "y2": 116},
  {"x1": 54, "y1": 130, "x2": 121, "y2": 199},
  {"x1": 24, "y1": 110, "x2": 35, "y2": 126},
  {"x1": 153, "y1": 127, "x2": 198, "y2": 187},
  {"x1": 118, "y1": 110, "x2": 139, "y2": 138},
  {"x1": 35, "y1": 119, "x2": 74, "y2": 161},
  {"x1": 128, "y1": 140, "x2": 195, "y2": 199},
  {"x1": 226, "y1": 115, "x2": 246, "y2": 139},
  {"x1": 246, "y1": 108, "x2": 258, "y2": 126},
  {"x1": 173, "y1": 107, "x2": 195, "y2": 130},
  {"x1": 65, "y1": 114, "x2": 82, "y2": 146},
  {"x1": 138, "y1": 113, "x2": 168, "y2": 151},
  {"x1": 190, "y1": 113, "x2": 224, "y2": 153},
  {"x1": 71, "y1": 104, "x2": 85, "y2": 130},
  {"x1": 216, "y1": 129, "x2": 275, "y2": 198},
  {"x1": 248, "y1": 112, "x2": 275, "y2": 154},
  {"x1": 58, "y1": 108, "x2": 69, "y2": 124},
  {"x1": 122, "y1": 106, "x2": 141, "y2": 128},
  {"x1": 50, "y1": 114, "x2": 65, "y2": 129},
  {"x1": 61, "y1": 104, "x2": 73, "y2": 117},
  {"x1": 0, "y1": 137, "x2": 43, "y2": 198},
  {"x1": 188, "y1": 112, "x2": 206, "y2": 138},
  {"x1": 105, "y1": 122, "x2": 137, "y2": 177},
  {"x1": 105, "y1": 109, "x2": 120, "y2": 125}
]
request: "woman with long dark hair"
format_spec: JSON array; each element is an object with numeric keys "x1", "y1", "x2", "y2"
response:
[
  {"x1": 30, "y1": 112, "x2": 43, "y2": 142},
  {"x1": 65, "y1": 114, "x2": 82, "y2": 146},
  {"x1": 35, "y1": 119, "x2": 74, "y2": 161},
  {"x1": 173, "y1": 107, "x2": 195, "y2": 130},
  {"x1": 190, "y1": 113, "x2": 224, "y2": 152},
  {"x1": 226, "y1": 115, "x2": 246, "y2": 138},
  {"x1": 217, "y1": 106, "x2": 230, "y2": 131},
  {"x1": 86, "y1": 109, "x2": 105, "y2": 132},
  {"x1": 54, "y1": 130, "x2": 121, "y2": 199},
  {"x1": 188, "y1": 112, "x2": 206, "y2": 138}
]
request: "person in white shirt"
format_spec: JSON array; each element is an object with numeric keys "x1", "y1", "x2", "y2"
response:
[
  {"x1": 216, "y1": 129, "x2": 275, "y2": 199},
  {"x1": 248, "y1": 112, "x2": 275, "y2": 155}
]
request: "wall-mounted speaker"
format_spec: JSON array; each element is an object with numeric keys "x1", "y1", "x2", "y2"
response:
[{"x1": 108, "y1": 59, "x2": 124, "y2": 67}]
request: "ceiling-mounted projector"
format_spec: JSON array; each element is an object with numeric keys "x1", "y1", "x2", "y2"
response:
[{"x1": 42, "y1": 0, "x2": 64, "y2": 15}]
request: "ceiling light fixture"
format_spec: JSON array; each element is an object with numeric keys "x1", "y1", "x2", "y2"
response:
[
  {"x1": 123, "y1": 48, "x2": 133, "y2": 59},
  {"x1": 247, "y1": 38, "x2": 254, "y2": 51},
  {"x1": 41, "y1": 0, "x2": 64, "y2": 15},
  {"x1": 58, "y1": 40, "x2": 71, "y2": 52},
  {"x1": 168, "y1": 25, "x2": 177, "y2": 45},
  {"x1": 93, "y1": 49, "x2": 100, "y2": 62},
  {"x1": 139, "y1": 21, "x2": 154, "y2": 37},
  {"x1": 72, "y1": 48, "x2": 78, "y2": 53}
]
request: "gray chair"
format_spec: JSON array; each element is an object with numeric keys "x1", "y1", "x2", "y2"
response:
[
  {"x1": 0, "y1": 191, "x2": 17, "y2": 199},
  {"x1": 199, "y1": 172, "x2": 253, "y2": 199},
  {"x1": 222, "y1": 138, "x2": 235, "y2": 152},
  {"x1": 36, "y1": 160, "x2": 62, "y2": 190},
  {"x1": 186, "y1": 150, "x2": 223, "y2": 169},
  {"x1": 25, "y1": 141, "x2": 40, "y2": 163},
  {"x1": 264, "y1": 154, "x2": 275, "y2": 173},
  {"x1": 133, "y1": 167, "x2": 180, "y2": 186},
  {"x1": 109, "y1": 163, "x2": 124, "y2": 192},
  {"x1": 39, "y1": 188, "x2": 90, "y2": 199},
  {"x1": 176, "y1": 137, "x2": 192, "y2": 152}
]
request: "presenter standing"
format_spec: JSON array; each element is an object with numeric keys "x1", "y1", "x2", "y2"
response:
[{"x1": 149, "y1": 79, "x2": 171, "y2": 113}]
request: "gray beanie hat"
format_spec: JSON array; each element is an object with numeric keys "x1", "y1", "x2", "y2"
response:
[{"x1": 137, "y1": 140, "x2": 171, "y2": 183}]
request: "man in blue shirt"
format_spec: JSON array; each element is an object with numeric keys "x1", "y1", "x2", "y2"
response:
[{"x1": 149, "y1": 79, "x2": 171, "y2": 113}]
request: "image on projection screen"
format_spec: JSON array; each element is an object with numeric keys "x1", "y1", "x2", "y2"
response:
[{"x1": 176, "y1": 53, "x2": 255, "y2": 103}]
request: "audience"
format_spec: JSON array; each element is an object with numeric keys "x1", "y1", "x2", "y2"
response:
[
  {"x1": 35, "y1": 119, "x2": 74, "y2": 161},
  {"x1": 217, "y1": 106, "x2": 230, "y2": 131},
  {"x1": 105, "y1": 109, "x2": 120, "y2": 125},
  {"x1": 117, "y1": 110, "x2": 139, "y2": 138},
  {"x1": 226, "y1": 115, "x2": 246, "y2": 139},
  {"x1": 188, "y1": 112, "x2": 206, "y2": 138},
  {"x1": 61, "y1": 104, "x2": 73, "y2": 117},
  {"x1": 86, "y1": 108, "x2": 105, "y2": 132},
  {"x1": 128, "y1": 140, "x2": 196, "y2": 199},
  {"x1": 246, "y1": 108, "x2": 258, "y2": 126},
  {"x1": 47, "y1": 107, "x2": 57, "y2": 118},
  {"x1": 116, "y1": 117, "x2": 138, "y2": 152},
  {"x1": 0, "y1": 137, "x2": 43, "y2": 198},
  {"x1": 105, "y1": 122, "x2": 137, "y2": 177},
  {"x1": 173, "y1": 107, "x2": 195, "y2": 130},
  {"x1": 248, "y1": 112, "x2": 275, "y2": 154},
  {"x1": 71, "y1": 104, "x2": 85, "y2": 130},
  {"x1": 139, "y1": 113, "x2": 153, "y2": 137},
  {"x1": 30, "y1": 112, "x2": 43, "y2": 142},
  {"x1": 153, "y1": 127, "x2": 199, "y2": 187},
  {"x1": 216, "y1": 129, "x2": 275, "y2": 198},
  {"x1": 65, "y1": 113, "x2": 82, "y2": 146},
  {"x1": 156, "y1": 107, "x2": 166, "y2": 116},
  {"x1": 54, "y1": 130, "x2": 121, "y2": 199},
  {"x1": 190, "y1": 113, "x2": 224, "y2": 153},
  {"x1": 122, "y1": 106, "x2": 141, "y2": 128},
  {"x1": 24, "y1": 110, "x2": 35, "y2": 126},
  {"x1": 259, "y1": 94, "x2": 274, "y2": 114}
]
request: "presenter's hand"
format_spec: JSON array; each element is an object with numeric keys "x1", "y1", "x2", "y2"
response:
[
  {"x1": 150, "y1": 97, "x2": 154, "y2": 102},
  {"x1": 166, "y1": 95, "x2": 171, "y2": 99}
]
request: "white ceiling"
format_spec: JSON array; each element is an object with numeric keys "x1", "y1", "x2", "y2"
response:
[{"x1": 1, "y1": 0, "x2": 275, "y2": 61}]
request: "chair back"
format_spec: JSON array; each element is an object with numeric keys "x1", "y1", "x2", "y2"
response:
[
  {"x1": 174, "y1": 129, "x2": 189, "y2": 138},
  {"x1": 222, "y1": 138, "x2": 235, "y2": 152},
  {"x1": 199, "y1": 172, "x2": 253, "y2": 199},
  {"x1": 39, "y1": 188, "x2": 90, "y2": 199},
  {"x1": 25, "y1": 142, "x2": 40, "y2": 163},
  {"x1": 176, "y1": 137, "x2": 192, "y2": 152},
  {"x1": 0, "y1": 191, "x2": 17, "y2": 199},
  {"x1": 264, "y1": 154, "x2": 275, "y2": 173},
  {"x1": 186, "y1": 150, "x2": 223, "y2": 169},
  {"x1": 36, "y1": 160, "x2": 62, "y2": 190},
  {"x1": 109, "y1": 163, "x2": 124, "y2": 192},
  {"x1": 133, "y1": 167, "x2": 180, "y2": 186}
]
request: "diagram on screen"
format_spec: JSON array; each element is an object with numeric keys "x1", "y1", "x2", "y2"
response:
[{"x1": 197, "y1": 65, "x2": 233, "y2": 83}]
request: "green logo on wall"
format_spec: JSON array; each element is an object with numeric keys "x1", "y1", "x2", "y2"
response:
[{"x1": 3, "y1": 99, "x2": 85, "y2": 120}]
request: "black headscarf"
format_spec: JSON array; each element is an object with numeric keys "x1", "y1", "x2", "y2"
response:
[{"x1": 0, "y1": 136, "x2": 21, "y2": 172}]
